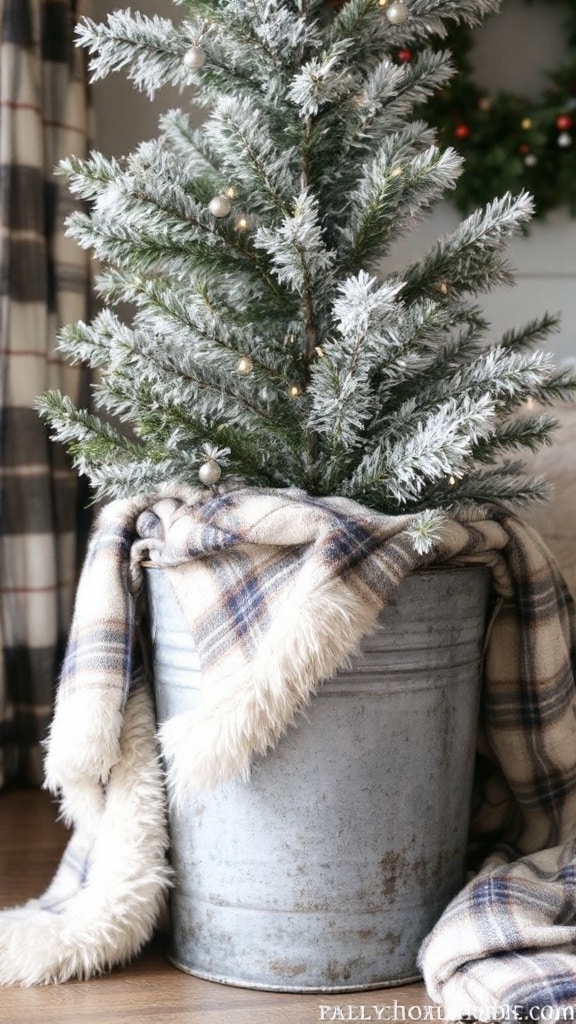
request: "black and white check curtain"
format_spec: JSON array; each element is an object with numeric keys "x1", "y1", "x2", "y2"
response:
[{"x1": 0, "y1": 0, "x2": 92, "y2": 786}]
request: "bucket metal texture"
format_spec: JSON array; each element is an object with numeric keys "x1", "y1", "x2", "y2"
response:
[{"x1": 147, "y1": 565, "x2": 490, "y2": 993}]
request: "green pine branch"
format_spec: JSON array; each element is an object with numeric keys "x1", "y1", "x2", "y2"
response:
[
  {"x1": 400, "y1": 192, "x2": 535, "y2": 301},
  {"x1": 343, "y1": 143, "x2": 462, "y2": 270}
]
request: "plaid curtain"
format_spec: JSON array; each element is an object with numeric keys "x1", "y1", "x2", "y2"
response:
[{"x1": 0, "y1": 0, "x2": 92, "y2": 786}]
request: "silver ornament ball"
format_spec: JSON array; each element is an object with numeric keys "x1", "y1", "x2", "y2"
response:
[
  {"x1": 198, "y1": 460, "x2": 222, "y2": 486},
  {"x1": 208, "y1": 195, "x2": 232, "y2": 218},
  {"x1": 237, "y1": 355, "x2": 253, "y2": 374},
  {"x1": 385, "y1": 1, "x2": 410, "y2": 25},
  {"x1": 183, "y1": 44, "x2": 206, "y2": 70},
  {"x1": 558, "y1": 132, "x2": 573, "y2": 149}
]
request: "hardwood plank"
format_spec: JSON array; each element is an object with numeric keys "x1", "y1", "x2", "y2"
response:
[
  {"x1": 0, "y1": 789, "x2": 68, "y2": 905},
  {"x1": 1, "y1": 789, "x2": 432, "y2": 1023}
]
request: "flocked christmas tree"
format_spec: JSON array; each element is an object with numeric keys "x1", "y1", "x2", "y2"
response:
[{"x1": 38, "y1": 0, "x2": 576, "y2": 543}]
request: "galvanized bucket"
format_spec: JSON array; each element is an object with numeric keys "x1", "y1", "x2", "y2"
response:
[{"x1": 147, "y1": 565, "x2": 490, "y2": 992}]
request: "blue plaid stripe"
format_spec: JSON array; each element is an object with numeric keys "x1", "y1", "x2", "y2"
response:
[
  {"x1": 193, "y1": 548, "x2": 297, "y2": 665},
  {"x1": 489, "y1": 968, "x2": 576, "y2": 1017}
]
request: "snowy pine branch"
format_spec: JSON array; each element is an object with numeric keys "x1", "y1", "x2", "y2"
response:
[
  {"x1": 76, "y1": 11, "x2": 194, "y2": 98},
  {"x1": 436, "y1": 462, "x2": 551, "y2": 509},
  {"x1": 288, "y1": 40, "x2": 356, "y2": 116},
  {"x1": 322, "y1": 51, "x2": 455, "y2": 184},
  {"x1": 499, "y1": 312, "x2": 561, "y2": 353},
  {"x1": 471, "y1": 413, "x2": 559, "y2": 461},
  {"x1": 341, "y1": 394, "x2": 497, "y2": 507},
  {"x1": 401, "y1": 192, "x2": 535, "y2": 300},
  {"x1": 343, "y1": 144, "x2": 462, "y2": 268},
  {"x1": 308, "y1": 271, "x2": 404, "y2": 453},
  {"x1": 254, "y1": 191, "x2": 335, "y2": 294},
  {"x1": 202, "y1": 96, "x2": 300, "y2": 215}
]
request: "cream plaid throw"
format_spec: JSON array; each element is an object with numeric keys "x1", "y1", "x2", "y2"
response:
[{"x1": 0, "y1": 485, "x2": 575, "y2": 1011}]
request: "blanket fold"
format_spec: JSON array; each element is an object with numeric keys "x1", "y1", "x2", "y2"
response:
[{"x1": 1, "y1": 484, "x2": 575, "y2": 1009}]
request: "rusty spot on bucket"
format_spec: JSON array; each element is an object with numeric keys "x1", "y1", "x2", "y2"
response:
[
  {"x1": 269, "y1": 960, "x2": 308, "y2": 978},
  {"x1": 383, "y1": 930, "x2": 401, "y2": 953},
  {"x1": 324, "y1": 957, "x2": 364, "y2": 982},
  {"x1": 413, "y1": 855, "x2": 428, "y2": 888},
  {"x1": 380, "y1": 850, "x2": 404, "y2": 898}
]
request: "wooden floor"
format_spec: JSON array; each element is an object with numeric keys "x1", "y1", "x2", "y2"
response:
[{"x1": 1, "y1": 788, "x2": 431, "y2": 1024}]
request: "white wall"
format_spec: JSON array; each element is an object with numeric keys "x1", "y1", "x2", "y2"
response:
[{"x1": 91, "y1": 0, "x2": 576, "y2": 367}]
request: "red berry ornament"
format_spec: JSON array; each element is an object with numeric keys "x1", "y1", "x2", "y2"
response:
[
  {"x1": 556, "y1": 114, "x2": 574, "y2": 131},
  {"x1": 454, "y1": 123, "x2": 471, "y2": 140},
  {"x1": 397, "y1": 48, "x2": 413, "y2": 63}
]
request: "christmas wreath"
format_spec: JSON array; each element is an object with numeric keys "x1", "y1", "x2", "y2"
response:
[{"x1": 419, "y1": 0, "x2": 576, "y2": 217}]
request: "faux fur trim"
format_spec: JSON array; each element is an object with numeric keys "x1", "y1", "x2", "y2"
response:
[
  {"x1": 0, "y1": 689, "x2": 172, "y2": 986},
  {"x1": 159, "y1": 575, "x2": 381, "y2": 800},
  {"x1": 44, "y1": 690, "x2": 125, "y2": 794}
]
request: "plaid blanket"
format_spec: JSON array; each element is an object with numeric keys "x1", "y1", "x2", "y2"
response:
[{"x1": 1, "y1": 485, "x2": 575, "y2": 1007}]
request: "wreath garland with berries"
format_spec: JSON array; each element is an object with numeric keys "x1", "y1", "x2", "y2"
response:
[{"x1": 411, "y1": 0, "x2": 576, "y2": 218}]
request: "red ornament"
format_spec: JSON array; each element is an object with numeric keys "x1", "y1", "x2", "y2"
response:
[
  {"x1": 397, "y1": 48, "x2": 413, "y2": 63},
  {"x1": 556, "y1": 114, "x2": 574, "y2": 131},
  {"x1": 454, "y1": 123, "x2": 471, "y2": 140},
  {"x1": 519, "y1": 143, "x2": 531, "y2": 155}
]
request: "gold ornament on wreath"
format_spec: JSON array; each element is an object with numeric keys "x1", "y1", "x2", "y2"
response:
[{"x1": 418, "y1": 0, "x2": 576, "y2": 217}]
